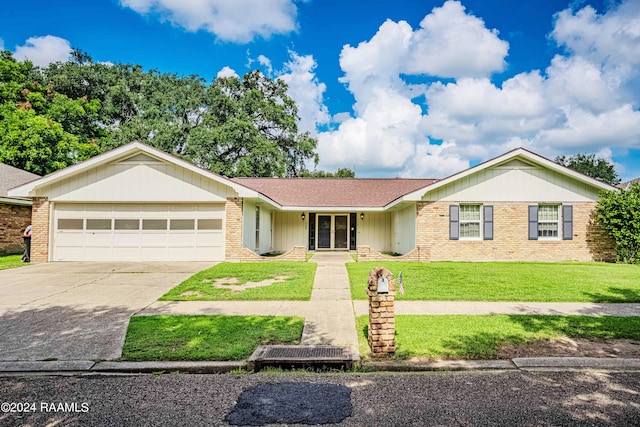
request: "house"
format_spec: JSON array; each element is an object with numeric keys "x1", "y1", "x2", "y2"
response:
[
  {"x1": 620, "y1": 178, "x2": 640, "y2": 191},
  {"x1": 8, "y1": 141, "x2": 617, "y2": 263},
  {"x1": 0, "y1": 163, "x2": 40, "y2": 255}
]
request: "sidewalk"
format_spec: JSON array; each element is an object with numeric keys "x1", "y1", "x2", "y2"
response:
[
  {"x1": 141, "y1": 252, "x2": 360, "y2": 353},
  {"x1": 4, "y1": 254, "x2": 638, "y2": 375}
]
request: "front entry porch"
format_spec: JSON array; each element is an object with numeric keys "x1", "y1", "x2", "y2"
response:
[{"x1": 308, "y1": 213, "x2": 357, "y2": 251}]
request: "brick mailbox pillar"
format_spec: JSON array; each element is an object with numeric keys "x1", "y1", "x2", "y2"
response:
[{"x1": 366, "y1": 267, "x2": 396, "y2": 356}]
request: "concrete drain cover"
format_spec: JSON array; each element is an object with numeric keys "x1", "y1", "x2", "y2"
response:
[{"x1": 226, "y1": 382, "x2": 352, "y2": 425}]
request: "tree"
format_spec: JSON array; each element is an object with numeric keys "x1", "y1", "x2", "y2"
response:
[
  {"x1": 0, "y1": 51, "x2": 100, "y2": 174},
  {"x1": 595, "y1": 183, "x2": 640, "y2": 264},
  {"x1": 555, "y1": 153, "x2": 620, "y2": 186},
  {"x1": 299, "y1": 167, "x2": 355, "y2": 178},
  {"x1": 185, "y1": 71, "x2": 318, "y2": 177}
]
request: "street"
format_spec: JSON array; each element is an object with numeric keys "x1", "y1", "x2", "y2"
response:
[{"x1": 1, "y1": 370, "x2": 639, "y2": 426}]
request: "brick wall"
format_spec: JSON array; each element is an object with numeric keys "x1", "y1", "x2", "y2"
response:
[
  {"x1": 31, "y1": 197, "x2": 50, "y2": 262},
  {"x1": 356, "y1": 245, "x2": 430, "y2": 262},
  {"x1": 0, "y1": 203, "x2": 32, "y2": 255},
  {"x1": 240, "y1": 245, "x2": 307, "y2": 262},
  {"x1": 225, "y1": 198, "x2": 243, "y2": 261},
  {"x1": 416, "y1": 201, "x2": 616, "y2": 262}
]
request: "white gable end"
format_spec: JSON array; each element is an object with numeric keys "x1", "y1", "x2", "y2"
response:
[
  {"x1": 37, "y1": 161, "x2": 237, "y2": 202},
  {"x1": 424, "y1": 163, "x2": 601, "y2": 202}
]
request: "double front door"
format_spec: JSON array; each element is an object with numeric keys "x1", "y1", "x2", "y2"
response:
[{"x1": 317, "y1": 215, "x2": 348, "y2": 249}]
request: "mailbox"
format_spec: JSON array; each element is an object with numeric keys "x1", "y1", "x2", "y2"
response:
[{"x1": 377, "y1": 276, "x2": 389, "y2": 293}]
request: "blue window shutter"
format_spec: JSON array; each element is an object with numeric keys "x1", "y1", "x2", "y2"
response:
[
  {"x1": 528, "y1": 205, "x2": 538, "y2": 240},
  {"x1": 449, "y1": 205, "x2": 459, "y2": 240},
  {"x1": 483, "y1": 205, "x2": 493, "y2": 240},
  {"x1": 563, "y1": 205, "x2": 573, "y2": 240}
]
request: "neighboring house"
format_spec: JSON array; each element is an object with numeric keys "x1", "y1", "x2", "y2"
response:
[
  {"x1": 8, "y1": 141, "x2": 617, "y2": 263},
  {"x1": 0, "y1": 163, "x2": 40, "y2": 255},
  {"x1": 620, "y1": 178, "x2": 640, "y2": 191}
]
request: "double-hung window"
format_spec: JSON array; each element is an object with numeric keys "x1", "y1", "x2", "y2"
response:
[
  {"x1": 450, "y1": 204, "x2": 493, "y2": 240},
  {"x1": 528, "y1": 204, "x2": 573, "y2": 240},
  {"x1": 537, "y1": 205, "x2": 559, "y2": 238},
  {"x1": 459, "y1": 205, "x2": 481, "y2": 239}
]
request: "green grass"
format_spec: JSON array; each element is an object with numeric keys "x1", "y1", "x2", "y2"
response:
[
  {"x1": 348, "y1": 261, "x2": 640, "y2": 302},
  {"x1": 0, "y1": 255, "x2": 26, "y2": 271},
  {"x1": 160, "y1": 261, "x2": 317, "y2": 301},
  {"x1": 357, "y1": 315, "x2": 640, "y2": 360},
  {"x1": 122, "y1": 315, "x2": 304, "y2": 361}
]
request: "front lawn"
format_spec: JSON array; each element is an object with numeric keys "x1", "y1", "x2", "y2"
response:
[
  {"x1": 123, "y1": 315, "x2": 304, "y2": 361},
  {"x1": 0, "y1": 255, "x2": 26, "y2": 271},
  {"x1": 160, "y1": 262, "x2": 317, "y2": 301},
  {"x1": 348, "y1": 261, "x2": 640, "y2": 302},
  {"x1": 357, "y1": 315, "x2": 640, "y2": 360}
]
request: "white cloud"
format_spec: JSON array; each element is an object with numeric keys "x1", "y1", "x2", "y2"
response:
[
  {"x1": 119, "y1": 0, "x2": 300, "y2": 43},
  {"x1": 13, "y1": 36, "x2": 72, "y2": 67},
  {"x1": 315, "y1": 0, "x2": 640, "y2": 178},
  {"x1": 217, "y1": 66, "x2": 238, "y2": 78},
  {"x1": 0, "y1": 39, "x2": 4, "y2": 51},
  {"x1": 405, "y1": 0, "x2": 509, "y2": 78},
  {"x1": 276, "y1": 52, "x2": 330, "y2": 136}
]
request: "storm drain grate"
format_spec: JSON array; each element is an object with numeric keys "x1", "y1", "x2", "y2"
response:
[{"x1": 249, "y1": 345, "x2": 355, "y2": 371}]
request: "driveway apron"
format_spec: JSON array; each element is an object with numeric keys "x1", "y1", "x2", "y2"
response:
[{"x1": 0, "y1": 262, "x2": 211, "y2": 361}]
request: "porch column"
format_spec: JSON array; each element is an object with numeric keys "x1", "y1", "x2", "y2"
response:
[{"x1": 225, "y1": 197, "x2": 243, "y2": 261}]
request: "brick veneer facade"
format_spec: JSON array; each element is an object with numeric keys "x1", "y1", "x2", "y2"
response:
[
  {"x1": 416, "y1": 201, "x2": 616, "y2": 262},
  {"x1": 225, "y1": 197, "x2": 244, "y2": 261},
  {"x1": 0, "y1": 203, "x2": 32, "y2": 255},
  {"x1": 30, "y1": 197, "x2": 50, "y2": 262}
]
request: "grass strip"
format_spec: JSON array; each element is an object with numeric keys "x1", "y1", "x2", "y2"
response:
[
  {"x1": 0, "y1": 255, "x2": 27, "y2": 271},
  {"x1": 356, "y1": 314, "x2": 640, "y2": 359},
  {"x1": 123, "y1": 315, "x2": 304, "y2": 361}
]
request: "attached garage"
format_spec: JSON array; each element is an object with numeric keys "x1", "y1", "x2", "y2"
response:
[
  {"x1": 53, "y1": 203, "x2": 224, "y2": 261},
  {"x1": 8, "y1": 142, "x2": 261, "y2": 262}
]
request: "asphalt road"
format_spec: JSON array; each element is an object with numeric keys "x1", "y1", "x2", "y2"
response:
[{"x1": 1, "y1": 370, "x2": 639, "y2": 426}]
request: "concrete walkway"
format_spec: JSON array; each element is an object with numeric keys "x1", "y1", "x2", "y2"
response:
[
  {"x1": 142, "y1": 252, "x2": 361, "y2": 354},
  {"x1": 353, "y1": 301, "x2": 640, "y2": 317}
]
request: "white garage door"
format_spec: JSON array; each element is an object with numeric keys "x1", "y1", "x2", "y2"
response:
[{"x1": 53, "y1": 203, "x2": 225, "y2": 261}]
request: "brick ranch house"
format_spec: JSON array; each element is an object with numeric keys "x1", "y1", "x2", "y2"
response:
[
  {"x1": 9, "y1": 141, "x2": 616, "y2": 263},
  {"x1": 1, "y1": 163, "x2": 40, "y2": 255}
]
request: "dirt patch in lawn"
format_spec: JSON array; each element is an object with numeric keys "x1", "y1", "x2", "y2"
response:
[
  {"x1": 498, "y1": 337, "x2": 640, "y2": 359},
  {"x1": 208, "y1": 276, "x2": 289, "y2": 292},
  {"x1": 179, "y1": 291, "x2": 204, "y2": 297}
]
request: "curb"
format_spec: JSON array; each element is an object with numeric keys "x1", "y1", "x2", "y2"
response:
[{"x1": 1, "y1": 358, "x2": 640, "y2": 374}]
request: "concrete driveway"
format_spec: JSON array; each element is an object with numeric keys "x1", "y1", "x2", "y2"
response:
[{"x1": 0, "y1": 262, "x2": 213, "y2": 361}]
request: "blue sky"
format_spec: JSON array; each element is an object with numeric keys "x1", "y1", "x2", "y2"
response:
[{"x1": 1, "y1": 0, "x2": 639, "y2": 181}]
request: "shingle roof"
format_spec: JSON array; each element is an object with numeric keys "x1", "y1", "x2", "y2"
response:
[
  {"x1": 620, "y1": 178, "x2": 640, "y2": 190},
  {"x1": 0, "y1": 163, "x2": 40, "y2": 197},
  {"x1": 232, "y1": 178, "x2": 437, "y2": 208}
]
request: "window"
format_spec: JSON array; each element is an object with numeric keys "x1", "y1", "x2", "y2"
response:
[
  {"x1": 538, "y1": 205, "x2": 559, "y2": 238},
  {"x1": 114, "y1": 219, "x2": 140, "y2": 230},
  {"x1": 170, "y1": 219, "x2": 195, "y2": 230},
  {"x1": 198, "y1": 219, "x2": 222, "y2": 230},
  {"x1": 255, "y1": 206, "x2": 260, "y2": 249},
  {"x1": 86, "y1": 219, "x2": 112, "y2": 230},
  {"x1": 459, "y1": 205, "x2": 481, "y2": 239},
  {"x1": 58, "y1": 219, "x2": 83, "y2": 230},
  {"x1": 529, "y1": 204, "x2": 572, "y2": 240},
  {"x1": 143, "y1": 219, "x2": 167, "y2": 230},
  {"x1": 450, "y1": 205, "x2": 493, "y2": 241}
]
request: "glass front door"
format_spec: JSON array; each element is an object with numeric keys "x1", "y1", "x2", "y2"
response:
[
  {"x1": 316, "y1": 215, "x2": 348, "y2": 249},
  {"x1": 334, "y1": 215, "x2": 348, "y2": 249},
  {"x1": 317, "y1": 215, "x2": 332, "y2": 249}
]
